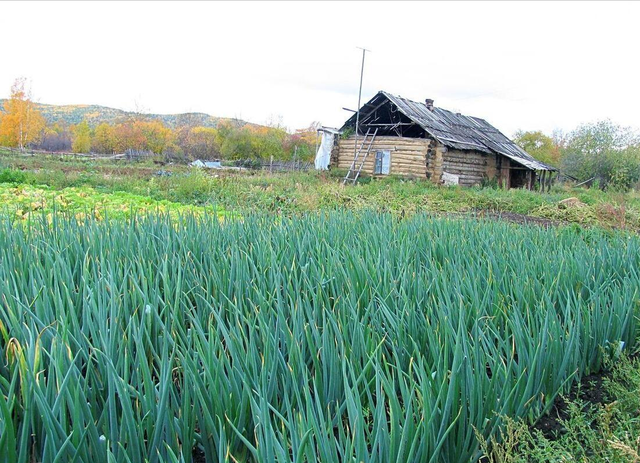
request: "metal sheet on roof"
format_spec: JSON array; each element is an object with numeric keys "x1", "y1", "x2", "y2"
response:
[{"x1": 343, "y1": 91, "x2": 556, "y2": 171}]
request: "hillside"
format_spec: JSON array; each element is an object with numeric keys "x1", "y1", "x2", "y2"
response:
[{"x1": 0, "y1": 99, "x2": 254, "y2": 129}]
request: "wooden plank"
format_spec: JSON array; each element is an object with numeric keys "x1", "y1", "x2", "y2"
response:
[
  {"x1": 443, "y1": 157, "x2": 487, "y2": 165},
  {"x1": 391, "y1": 154, "x2": 427, "y2": 160},
  {"x1": 446, "y1": 163, "x2": 486, "y2": 170},
  {"x1": 339, "y1": 137, "x2": 428, "y2": 146},
  {"x1": 443, "y1": 155, "x2": 487, "y2": 164},
  {"x1": 444, "y1": 152, "x2": 486, "y2": 158},
  {"x1": 444, "y1": 165, "x2": 486, "y2": 171},
  {"x1": 337, "y1": 161, "x2": 426, "y2": 174},
  {"x1": 361, "y1": 123, "x2": 416, "y2": 127},
  {"x1": 338, "y1": 144, "x2": 428, "y2": 153},
  {"x1": 338, "y1": 152, "x2": 426, "y2": 163},
  {"x1": 442, "y1": 166, "x2": 488, "y2": 174},
  {"x1": 338, "y1": 138, "x2": 425, "y2": 144},
  {"x1": 339, "y1": 141, "x2": 428, "y2": 152}
]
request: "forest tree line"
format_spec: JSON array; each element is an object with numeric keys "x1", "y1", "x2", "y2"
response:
[
  {"x1": 513, "y1": 121, "x2": 640, "y2": 191},
  {"x1": 0, "y1": 78, "x2": 318, "y2": 162}
]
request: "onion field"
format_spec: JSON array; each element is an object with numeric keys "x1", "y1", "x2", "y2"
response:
[{"x1": 0, "y1": 213, "x2": 638, "y2": 462}]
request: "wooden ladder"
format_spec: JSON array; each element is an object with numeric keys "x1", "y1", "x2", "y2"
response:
[{"x1": 343, "y1": 128, "x2": 378, "y2": 185}]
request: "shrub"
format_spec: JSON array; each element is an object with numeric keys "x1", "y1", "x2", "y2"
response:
[
  {"x1": 561, "y1": 120, "x2": 640, "y2": 191},
  {"x1": 0, "y1": 167, "x2": 28, "y2": 184}
]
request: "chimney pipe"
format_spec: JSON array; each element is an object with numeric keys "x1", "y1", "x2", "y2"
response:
[{"x1": 425, "y1": 99, "x2": 434, "y2": 111}]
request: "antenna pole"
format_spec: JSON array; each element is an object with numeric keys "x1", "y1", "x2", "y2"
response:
[{"x1": 353, "y1": 47, "x2": 369, "y2": 171}]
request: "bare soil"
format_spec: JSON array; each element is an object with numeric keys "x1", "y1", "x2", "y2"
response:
[
  {"x1": 193, "y1": 448, "x2": 206, "y2": 463},
  {"x1": 533, "y1": 371, "x2": 608, "y2": 439}
]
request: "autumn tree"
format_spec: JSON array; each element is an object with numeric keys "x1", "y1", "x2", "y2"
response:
[
  {"x1": 183, "y1": 126, "x2": 219, "y2": 159},
  {"x1": 286, "y1": 122, "x2": 321, "y2": 161},
  {"x1": 174, "y1": 113, "x2": 201, "y2": 149},
  {"x1": 0, "y1": 78, "x2": 46, "y2": 150},
  {"x1": 140, "y1": 120, "x2": 173, "y2": 154},
  {"x1": 112, "y1": 121, "x2": 146, "y2": 153},
  {"x1": 92, "y1": 123, "x2": 115, "y2": 154},
  {"x1": 38, "y1": 122, "x2": 72, "y2": 152},
  {"x1": 72, "y1": 120, "x2": 92, "y2": 153},
  {"x1": 209, "y1": 119, "x2": 321, "y2": 162}
]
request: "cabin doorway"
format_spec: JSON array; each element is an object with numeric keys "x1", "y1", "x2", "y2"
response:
[{"x1": 509, "y1": 168, "x2": 529, "y2": 189}]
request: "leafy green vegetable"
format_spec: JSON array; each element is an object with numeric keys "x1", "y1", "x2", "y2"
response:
[
  {"x1": 0, "y1": 183, "x2": 225, "y2": 220},
  {"x1": 0, "y1": 212, "x2": 637, "y2": 462}
]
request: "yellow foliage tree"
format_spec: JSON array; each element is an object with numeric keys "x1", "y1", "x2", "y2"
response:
[
  {"x1": 0, "y1": 78, "x2": 46, "y2": 150},
  {"x1": 92, "y1": 123, "x2": 115, "y2": 154},
  {"x1": 140, "y1": 120, "x2": 173, "y2": 154},
  {"x1": 72, "y1": 120, "x2": 92, "y2": 153}
]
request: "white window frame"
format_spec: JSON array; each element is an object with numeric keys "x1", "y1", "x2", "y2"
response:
[{"x1": 374, "y1": 150, "x2": 391, "y2": 175}]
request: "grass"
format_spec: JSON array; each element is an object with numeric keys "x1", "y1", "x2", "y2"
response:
[
  {"x1": 2, "y1": 151, "x2": 640, "y2": 230},
  {"x1": 0, "y1": 212, "x2": 638, "y2": 462},
  {"x1": 482, "y1": 353, "x2": 640, "y2": 462}
]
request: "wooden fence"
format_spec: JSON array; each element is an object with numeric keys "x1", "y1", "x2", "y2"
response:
[
  {"x1": 2, "y1": 147, "x2": 315, "y2": 172},
  {"x1": 0, "y1": 146, "x2": 133, "y2": 160},
  {"x1": 261, "y1": 158, "x2": 313, "y2": 172}
]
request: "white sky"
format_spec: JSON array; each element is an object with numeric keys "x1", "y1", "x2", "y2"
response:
[{"x1": 1, "y1": 1, "x2": 638, "y2": 136}]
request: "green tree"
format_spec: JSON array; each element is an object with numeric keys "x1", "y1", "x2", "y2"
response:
[
  {"x1": 561, "y1": 120, "x2": 640, "y2": 191},
  {"x1": 513, "y1": 130, "x2": 561, "y2": 166},
  {"x1": 72, "y1": 120, "x2": 92, "y2": 153},
  {"x1": 219, "y1": 127, "x2": 255, "y2": 160},
  {"x1": 248, "y1": 125, "x2": 287, "y2": 160}
]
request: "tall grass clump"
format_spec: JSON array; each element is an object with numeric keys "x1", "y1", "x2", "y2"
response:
[{"x1": 0, "y1": 212, "x2": 638, "y2": 462}]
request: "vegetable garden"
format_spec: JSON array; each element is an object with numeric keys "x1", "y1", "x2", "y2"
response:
[
  {"x1": 0, "y1": 183, "x2": 223, "y2": 221},
  {"x1": 0, "y1": 212, "x2": 638, "y2": 462}
]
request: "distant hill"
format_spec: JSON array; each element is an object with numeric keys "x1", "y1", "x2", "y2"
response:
[{"x1": 0, "y1": 100, "x2": 255, "y2": 129}]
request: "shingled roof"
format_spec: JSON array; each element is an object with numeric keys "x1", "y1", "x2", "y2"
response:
[{"x1": 343, "y1": 91, "x2": 556, "y2": 171}]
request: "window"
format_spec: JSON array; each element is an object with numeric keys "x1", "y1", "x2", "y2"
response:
[{"x1": 374, "y1": 150, "x2": 391, "y2": 175}]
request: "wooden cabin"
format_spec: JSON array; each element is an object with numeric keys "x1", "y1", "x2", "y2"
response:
[{"x1": 333, "y1": 91, "x2": 555, "y2": 189}]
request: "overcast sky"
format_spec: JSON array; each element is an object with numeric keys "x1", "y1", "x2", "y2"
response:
[{"x1": 1, "y1": 1, "x2": 638, "y2": 136}]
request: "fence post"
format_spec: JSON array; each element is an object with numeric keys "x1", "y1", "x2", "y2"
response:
[{"x1": 270, "y1": 155, "x2": 273, "y2": 174}]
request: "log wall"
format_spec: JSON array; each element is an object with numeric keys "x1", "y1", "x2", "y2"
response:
[
  {"x1": 336, "y1": 136, "x2": 430, "y2": 177},
  {"x1": 441, "y1": 149, "x2": 497, "y2": 186},
  {"x1": 335, "y1": 135, "x2": 531, "y2": 190},
  {"x1": 427, "y1": 143, "x2": 446, "y2": 183}
]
